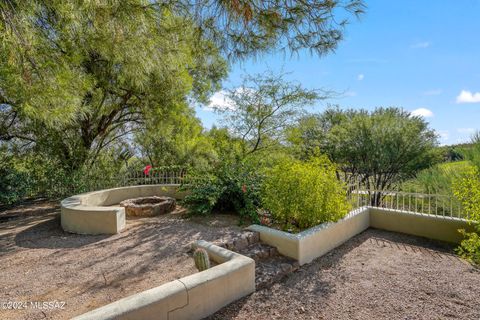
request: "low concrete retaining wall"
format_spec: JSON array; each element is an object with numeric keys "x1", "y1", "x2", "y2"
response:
[
  {"x1": 248, "y1": 207, "x2": 370, "y2": 265},
  {"x1": 72, "y1": 241, "x2": 255, "y2": 320},
  {"x1": 298, "y1": 207, "x2": 370, "y2": 265},
  {"x1": 248, "y1": 207, "x2": 474, "y2": 266},
  {"x1": 61, "y1": 184, "x2": 187, "y2": 235},
  {"x1": 369, "y1": 207, "x2": 475, "y2": 243}
]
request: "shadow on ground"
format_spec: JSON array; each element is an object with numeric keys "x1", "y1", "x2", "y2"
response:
[
  {"x1": 14, "y1": 215, "x2": 111, "y2": 249},
  {"x1": 207, "y1": 229, "x2": 459, "y2": 320}
]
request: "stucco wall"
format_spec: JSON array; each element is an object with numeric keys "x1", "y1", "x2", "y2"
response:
[
  {"x1": 246, "y1": 225, "x2": 300, "y2": 260},
  {"x1": 72, "y1": 241, "x2": 255, "y2": 320},
  {"x1": 369, "y1": 207, "x2": 475, "y2": 243},
  {"x1": 298, "y1": 207, "x2": 370, "y2": 265},
  {"x1": 61, "y1": 184, "x2": 187, "y2": 235},
  {"x1": 248, "y1": 207, "x2": 370, "y2": 265},
  {"x1": 249, "y1": 207, "x2": 474, "y2": 266},
  {"x1": 81, "y1": 185, "x2": 187, "y2": 206}
]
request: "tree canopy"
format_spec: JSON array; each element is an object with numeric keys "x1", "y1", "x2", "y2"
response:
[
  {"x1": 215, "y1": 72, "x2": 327, "y2": 157},
  {"x1": 0, "y1": 1, "x2": 227, "y2": 170},
  {"x1": 0, "y1": 0, "x2": 364, "y2": 172},
  {"x1": 0, "y1": 0, "x2": 364, "y2": 120},
  {"x1": 134, "y1": 108, "x2": 215, "y2": 170},
  {"x1": 287, "y1": 107, "x2": 440, "y2": 192}
]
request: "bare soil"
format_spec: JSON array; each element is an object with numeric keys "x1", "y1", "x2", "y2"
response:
[
  {"x1": 209, "y1": 229, "x2": 480, "y2": 320},
  {"x1": 2, "y1": 201, "x2": 479, "y2": 320},
  {"x1": 0, "y1": 201, "x2": 244, "y2": 320}
]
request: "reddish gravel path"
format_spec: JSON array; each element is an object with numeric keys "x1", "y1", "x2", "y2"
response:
[
  {"x1": 0, "y1": 201, "x2": 244, "y2": 320},
  {"x1": 209, "y1": 228, "x2": 480, "y2": 320}
]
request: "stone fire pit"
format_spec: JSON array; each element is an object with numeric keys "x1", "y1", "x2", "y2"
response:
[{"x1": 119, "y1": 196, "x2": 176, "y2": 217}]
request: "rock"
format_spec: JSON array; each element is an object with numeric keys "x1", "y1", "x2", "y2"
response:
[
  {"x1": 233, "y1": 237, "x2": 249, "y2": 251},
  {"x1": 269, "y1": 247, "x2": 278, "y2": 257},
  {"x1": 248, "y1": 232, "x2": 260, "y2": 244},
  {"x1": 120, "y1": 196, "x2": 176, "y2": 217},
  {"x1": 280, "y1": 263, "x2": 292, "y2": 273},
  {"x1": 225, "y1": 242, "x2": 235, "y2": 250}
]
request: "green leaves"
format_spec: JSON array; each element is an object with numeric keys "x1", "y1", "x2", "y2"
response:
[
  {"x1": 181, "y1": 161, "x2": 262, "y2": 222},
  {"x1": 453, "y1": 166, "x2": 480, "y2": 223},
  {"x1": 288, "y1": 107, "x2": 440, "y2": 190},
  {"x1": 208, "y1": 0, "x2": 365, "y2": 59},
  {"x1": 0, "y1": 1, "x2": 227, "y2": 171},
  {"x1": 453, "y1": 163, "x2": 480, "y2": 264},
  {"x1": 0, "y1": 0, "x2": 227, "y2": 121},
  {"x1": 456, "y1": 228, "x2": 480, "y2": 265},
  {"x1": 134, "y1": 108, "x2": 215, "y2": 170},
  {"x1": 261, "y1": 156, "x2": 350, "y2": 231},
  {"x1": 217, "y1": 72, "x2": 328, "y2": 157}
]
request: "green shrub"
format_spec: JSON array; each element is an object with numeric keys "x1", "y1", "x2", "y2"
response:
[
  {"x1": 402, "y1": 161, "x2": 469, "y2": 195},
  {"x1": 261, "y1": 156, "x2": 350, "y2": 231},
  {"x1": 456, "y1": 227, "x2": 480, "y2": 265},
  {"x1": 453, "y1": 166, "x2": 480, "y2": 264},
  {"x1": 0, "y1": 166, "x2": 30, "y2": 205},
  {"x1": 181, "y1": 161, "x2": 262, "y2": 222}
]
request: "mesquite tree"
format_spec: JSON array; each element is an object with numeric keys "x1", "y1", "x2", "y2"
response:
[
  {"x1": 215, "y1": 73, "x2": 329, "y2": 157},
  {"x1": 288, "y1": 107, "x2": 440, "y2": 205}
]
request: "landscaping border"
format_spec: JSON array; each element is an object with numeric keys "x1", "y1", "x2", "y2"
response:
[
  {"x1": 72, "y1": 240, "x2": 255, "y2": 320},
  {"x1": 369, "y1": 207, "x2": 474, "y2": 244},
  {"x1": 248, "y1": 207, "x2": 475, "y2": 265},
  {"x1": 61, "y1": 184, "x2": 187, "y2": 235}
]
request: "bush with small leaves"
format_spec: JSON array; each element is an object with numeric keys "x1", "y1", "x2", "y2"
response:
[
  {"x1": 181, "y1": 161, "x2": 262, "y2": 223},
  {"x1": 261, "y1": 156, "x2": 350, "y2": 231},
  {"x1": 453, "y1": 166, "x2": 480, "y2": 264}
]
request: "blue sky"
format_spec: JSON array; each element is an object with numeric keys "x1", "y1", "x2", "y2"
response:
[{"x1": 195, "y1": 0, "x2": 480, "y2": 145}]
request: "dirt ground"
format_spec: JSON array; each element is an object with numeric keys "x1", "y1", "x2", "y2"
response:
[
  {"x1": 0, "y1": 200, "x2": 244, "y2": 320},
  {"x1": 2, "y1": 201, "x2": 480, "y2": 320},
  {"x1": 209, "y1": 229, "x2": 480, "y2": 320}
]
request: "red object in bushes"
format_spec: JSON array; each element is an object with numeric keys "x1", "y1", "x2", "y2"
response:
[
  {"x1": 143, "y1": 165, "x2": 152, "y2": 175},
  {"x1": 241, "y1": 184, "x2": 247, "y2": 193},
  {"x1": 260, "y1": 216, "x2": 269, "y2": 226}
]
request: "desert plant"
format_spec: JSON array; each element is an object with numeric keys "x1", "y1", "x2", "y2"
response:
[
  {"x1": 287, "y1": 107, "x2": 440, "y2": 194},
  {"x1": 181, "y1": 161, "x2": 262, "y2": 222},
  {"x1": 456, "y1": 229, "x2": 480, "y2": 264},
  {"x1": 461, "y1": 131, "x2": 480, "y2": 170},
  {"x1": 193, "y1": 248, "x2": 210, "y2": 271},
  {"x1": 453, "y1": 166, "x2": 480, "y2": 264},
  {"x1": 261, "y1": 156, "x2": 350, "y2": 231}
]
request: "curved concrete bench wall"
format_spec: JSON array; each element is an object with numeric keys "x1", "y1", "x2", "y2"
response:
[{"x1": 61, "y1": 184, "x2": 187, "y2": 235}]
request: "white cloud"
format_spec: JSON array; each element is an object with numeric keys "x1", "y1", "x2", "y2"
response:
[
  {"x1": 411, "y1": 108, "x2": 434, "y2": 118},
  {"x1": 456, "y1": 90, "x2": 480, "y2": 103},
  {"x1": 204, "y1": 90, "x2": 234, "y2": 111},
  {"x1": 437, "y1": 130, "x2": 449, "y2": 144},
  {"x1": 423, "y1": 89, "x2": 442, "y2": 96},
  {"x1": 205, "y1": 87, "x2": 257, "y2": 111},
  {"x1": 411, "y1": 41, "x2": 431, "y2": 49},
  {"x1": 457, "y1": 128, "x2": 476, "y2": 134},
  {"x1": 357, "y1": 74, "x2": 364, "y2": 81}
]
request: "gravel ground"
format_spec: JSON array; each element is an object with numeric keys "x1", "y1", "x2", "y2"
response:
[
  {"x1": 0, "y1": 201, "x2": 244, "y2": 320},
  {"x1": 209, "y1": 229, "x2": 480, "y2": 320}
]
